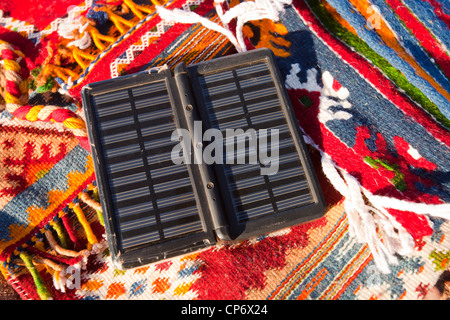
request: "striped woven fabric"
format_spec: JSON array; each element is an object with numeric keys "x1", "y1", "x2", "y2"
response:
[{"x1": 0, "y1": 0, "x2": 448, "y2": 300}]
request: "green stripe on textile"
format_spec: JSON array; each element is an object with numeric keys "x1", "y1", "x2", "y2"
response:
[{"x1": 305, "y1": 0, "x2": 450, "y2": 129}]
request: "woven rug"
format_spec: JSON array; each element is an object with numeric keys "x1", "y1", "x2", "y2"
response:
[{"x1": 0, "y1": 0, "x2": 449, "y2": 300}]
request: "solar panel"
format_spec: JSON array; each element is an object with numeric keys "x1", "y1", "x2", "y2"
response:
[
  {"x1": 82, "y1": 49, "x2": 326, "y2": 269},
  {"x1": 82, "y1": 69, "x2": 217, "y2": 269},
  {"x1": 184, "y1": 51, "x2": 324, "y2": 240}
]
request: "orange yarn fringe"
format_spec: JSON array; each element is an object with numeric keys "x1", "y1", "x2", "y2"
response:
[{"x1": 4, "y1": 184, "x2": 105, "y2": 300}]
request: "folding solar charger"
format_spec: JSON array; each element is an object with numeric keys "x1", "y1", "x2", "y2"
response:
[{"x1": 82, "y1": 48, "x2": 326, "y2": 269}]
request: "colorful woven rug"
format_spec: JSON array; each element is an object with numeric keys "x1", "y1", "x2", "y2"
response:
[{"x1": 0, "y1": 0, "x2": 449, "y2": 300}]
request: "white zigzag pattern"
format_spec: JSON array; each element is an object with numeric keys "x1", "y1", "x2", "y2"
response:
[
  {"x1": 109, "y1": 0, "x2": 204, "y2": 78},
  {"x1": 0, "y1": 12, "x2": 36, "y2": 39},
  {"x1": 0, "y1": 0, "x2": 93, "y2": 43},
  {"x1": 109, "y1": 20, "x2": 170, "y2": 78}
]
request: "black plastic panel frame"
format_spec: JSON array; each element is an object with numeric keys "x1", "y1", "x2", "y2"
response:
[
  {"x1": 82, "y1": 48, "x2": 326, "y2": 269},
  {"x1": 82, "y1": 68, "x2": 217, "y2": 269},
  {"x1": 181, "y1": 48, "x2": 326, "y2": 241}
]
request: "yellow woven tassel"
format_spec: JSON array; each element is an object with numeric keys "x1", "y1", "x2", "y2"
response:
[{"x1": 70, "y1": 202, "x2": 98, "y2": 250}]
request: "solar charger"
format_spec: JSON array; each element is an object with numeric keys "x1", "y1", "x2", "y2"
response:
[{"x1": 82, "y1": 48, "x2": 326, "y2": 269}]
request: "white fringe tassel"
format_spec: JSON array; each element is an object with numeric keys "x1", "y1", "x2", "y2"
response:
[
  {"x1": 320, "y1": 151, "x2": 450, "y2": 274},
  {"x1": 157, "y1": 5, "x2": 243, "y2": 51},
  {"x1": 156, "y1": 0, "x2": 292, "y2": 52},
  {"x1": 58, "y1": 20, "x2": 92, "y2": 50}
]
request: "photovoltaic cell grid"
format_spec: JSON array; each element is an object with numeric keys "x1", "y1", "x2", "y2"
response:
[
  {"x1": 197, "y1": 62, "x2": 314, "y2": 222},
  {"x1": 92, "y1": 80, "x2": 204, "y2": 251}
]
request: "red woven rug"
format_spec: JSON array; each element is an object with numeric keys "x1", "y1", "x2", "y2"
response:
[{"x1": 0, "y1": 0, "x2": 449, "y2": 300}]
